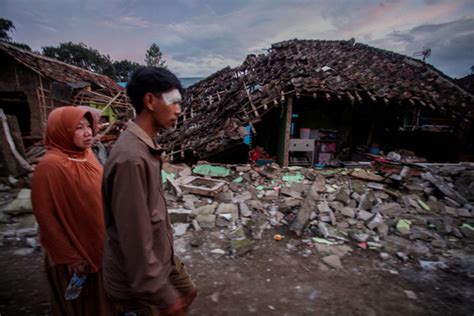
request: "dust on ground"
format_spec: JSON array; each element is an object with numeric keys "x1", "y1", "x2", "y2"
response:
[{"x1": 1, "y1": 228, "x2": 473, "y2": 316}]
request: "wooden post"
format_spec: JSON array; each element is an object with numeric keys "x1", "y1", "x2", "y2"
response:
[
  {"x1": 277, "y1": 96, "x2": 293, "y2": 167},
  {"x1": 283, "y1": 96, "x2": 293, "y2": 167}
]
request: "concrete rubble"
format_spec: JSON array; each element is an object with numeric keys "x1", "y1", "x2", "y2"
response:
[{"x1": 1, "y1": 161, "x2": 473, "y2": 272}]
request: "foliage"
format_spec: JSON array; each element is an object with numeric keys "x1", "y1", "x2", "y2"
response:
[
  {"x1": 113, "y1": 59, "x2": 141, "y2": 82},
  {"x1": 0, "y1": 18, "x2": 14, "y2": 41},
  {"x1": 145, "y1": 43, "x2": 166, "y2": 67},
  {"x1": 42, "y1": 42, "x2": 116, "y2": 78},
  {"x1": 0, "y1": 18, "x2": 31, "y2": 50}
]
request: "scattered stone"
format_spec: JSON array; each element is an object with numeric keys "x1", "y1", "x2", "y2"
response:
[
  {"x1": 460, "y1": 223, "x2": 474, "y2": 239},
  {"x1": 26, "y1": 237, "x2": 38, "y2": 248},
  {"x1": 396, "y1": 252, "x2": 409, "y2": 261},
  {"x1": 264, "y1": 190, "x2": 279, "y2": 201},
  {"x1": 3, "y1": 189, "x2": 32, "y2": 215},
  {"x1": 351, "y1": 180, "x2": 365, "y2": 194},
  {"x1": 216, "y1": 191, "x2": 234, "y2": 203},
  {"x1": 348, "y1": 199, "x2": 358, "y2": 209},
  {"x1": 396, "y1": 219, "x2": 412, "y2": 236},
  {"x1": 419, "y1": 260, "x2": 448, "y2": 270},
  {"x1": 13, "y1": 248, "x2": 34, "y2": 256},
  {"x1": 328, "y1": 201, "x2": 344, "y2": 213},
  {"x1": 374, "y1": 203, "x2": 402, "y2": 216},
  {"x1": 404, "y1": 290, "x2": 418, "y2": 300},
  {"x1": 235, "y1": 165, "x2": 251, "y2": 173},
  {"x1": 351, "y1": 232, "x2": 370, "y2": 242},
  {"x1": 195, "y1": 214, "x2": 216, "y2": 228},
  {"x1": 379, "y1": 252, "x2": 390, "y2": 260},
  {"x1": 290, "y1": 180, "x2": 320, "y2": 236},
  {"x1": 183, "y1": 194, "x2": 200, "y2": 210},
  {"x1": 230, "y1": 237, "x2": 253, "y2": 256},
  {"x1": 317, "y1": 202, "x2": 331, "y2": 214},
  {"x1": 359, "y1": 192, "x2": 376, "y2": 211},
  {"x1": 281, "y1": 188, "x2": 303, "y2": 199},
  {"x1": 169, "y1": 208, "x2": 192, "y2": 223},
  {"x1": 457, "y1": 208, "x2": 473, "y2": 218},
  {"x1": 341, "y1": 207, "x2": 355, "y2": 218},
  {"x1": 366, "y1": 212, "x2": 384, "y2": 230},
  {"x1": 15, "y1": 227, "x2": 38, "y2": 237},
  {"x1": 377, "y1": 223, "x2": 389, "y2": 239},
  {"x1": 216, "y1": 213, "x2": 235, "y2": 227},
  {"x1": 173, "y1": 223, "x2": 189, "y2": 237},
  {"x1": 357, "y1": 210, "x2": 373, "y2": 221},
  {"x1": 192, "y1": 203, "x2": 218, "y2": 216},
  {"x1": 322, "y1": 255, "x2": 343, "y2": 270},
  {"x1": 233, "y1": 191, "x2": 252, "y2": 203},
  {"x1": 335, "y1": 188, "x2": 350, "y2": 205},
  {"x1": 239, "y1": 202, "x2": 252, "y2": 217},
  {"x1": 210, "y1": 248, "x2": 226, "y2": 255},
  {"x1": 191, "y1": 219, "x2": 202, "y2": 231}
]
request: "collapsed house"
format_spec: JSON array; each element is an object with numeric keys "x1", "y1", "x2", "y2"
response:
[
  {"x1": 0, "y1": 41, "x2": 133, "y2": 176},
  {"x1": 158, "y1": 39, "x2": 474, "y2": 165}
]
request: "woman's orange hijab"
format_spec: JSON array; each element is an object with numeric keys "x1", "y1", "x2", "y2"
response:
[{"x1": 32, "y1": 106, "x2": 105, "y2": 272}]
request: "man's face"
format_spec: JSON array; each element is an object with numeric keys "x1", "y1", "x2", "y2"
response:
[{"x1": 150, "y1": 89, "x2": 182, "y2": 129}]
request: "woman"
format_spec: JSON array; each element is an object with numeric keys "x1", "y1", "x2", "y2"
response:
[
  {"x1": 78, "y1": 105, "x2": 108, "y2": 166},
  {"x1": 31, "y1": 106, "x2": 113, "y2": 315}
]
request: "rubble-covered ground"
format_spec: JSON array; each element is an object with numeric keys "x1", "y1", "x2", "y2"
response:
[{"x1": 1, "y1": 160, "x2": 474, "y2": 315}]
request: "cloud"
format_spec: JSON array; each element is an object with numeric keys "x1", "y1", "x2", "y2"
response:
[
  {"x1": 167, "y1": 54, "x2": 242, "y2": 77},
  {"x1": 97, "y1": 15, "x2": 151, "y2": 30},
  {"x1": 373, "y1": 17, "x2": 474, "y2": 78},
  {"x1": 3, "y1": 0, "x2": 474, "y2": 77},
  {"x1": 37, "y1": 24, "x2": 59, "y2": 33}
]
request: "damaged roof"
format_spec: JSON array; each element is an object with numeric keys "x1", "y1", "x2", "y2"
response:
[
  {"x1": 158, "y1": 39, "x2": 474, "y2": 160},
  {"x1": 455, "y1": 74, "x2": 474, "y2": 95},
  {"x1": 0, "y1": 41, "x2": 122, "y2": 96}
]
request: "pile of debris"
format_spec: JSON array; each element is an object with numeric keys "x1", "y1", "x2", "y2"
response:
[
  {"x1": 163, "y1": 161, "x2": 474, "y2": 263},
  {"x1": 1, "y1": 159, "x2": 473, "y2": 270}
]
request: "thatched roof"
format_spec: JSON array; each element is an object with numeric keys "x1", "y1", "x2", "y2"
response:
[
  {"x1": 159, "y1": 39, "x2": 474, "y2": 159},
  {"x1": 0, "y1": 41, "x2": 122, "y2": 96}
]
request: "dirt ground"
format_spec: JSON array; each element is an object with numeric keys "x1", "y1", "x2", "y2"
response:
[{"x1": 0, "y1": 228, "x2": 473, "y2": 316}]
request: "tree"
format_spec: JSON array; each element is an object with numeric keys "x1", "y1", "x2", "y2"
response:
[
  {"x1": 0, "y1": 18, "x2": 14, "y2": 41},
  {"x1": 42, "y1": 42, "x2": 116, "y2": 78},
  {"x1": 145, "y1": 43, "x2": 166, "y2": 67},
  {"x1": 113, "y1": 59, "x2": 141, "y2": 82},
  {"x1": 0, "y1": 17, "x2": 31, "y2": 50}
]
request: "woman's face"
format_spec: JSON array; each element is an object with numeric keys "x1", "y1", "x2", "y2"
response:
[{"x1": 73, "y1": 117, "x2": 93, "y2": 149}]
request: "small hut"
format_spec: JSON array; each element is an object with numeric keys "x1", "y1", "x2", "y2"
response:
[{"x1": 0, "y1": 41, "x2": 132, "y2": 176}]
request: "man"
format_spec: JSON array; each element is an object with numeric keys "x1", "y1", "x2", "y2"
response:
[{"x1": 102, "y1": 67, "x2": 197, "y2": 315}]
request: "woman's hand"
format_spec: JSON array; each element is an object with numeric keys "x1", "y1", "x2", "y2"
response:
[{"x1": 68, "y1": 260, "x2": 88, "y2": 276}]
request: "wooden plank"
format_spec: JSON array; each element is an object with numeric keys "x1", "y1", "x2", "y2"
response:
[
  {"x1": 423, "y1": 172, "x2": 469, "y2": 205},
  {"x1": 178, "y1": 176, "x2": 226, "y2": 197},
  {"x1": 283, "y1": 96, "x2": 293, "y2": 167},
  {"x1": 243, "y1": 82, "x2": 259, "y2": 117},
  {"x1": 0, "y1": 109, "x2": 33, "y2": 174}
]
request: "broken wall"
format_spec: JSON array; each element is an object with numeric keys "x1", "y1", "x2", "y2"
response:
[{"x1": 0, "y1": 53, "x2": 43, "y2": 138}]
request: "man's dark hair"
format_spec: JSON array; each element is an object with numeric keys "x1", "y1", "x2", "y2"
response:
[{"x1": 126, "y1": 66, "x2": 183, "y2": 114}]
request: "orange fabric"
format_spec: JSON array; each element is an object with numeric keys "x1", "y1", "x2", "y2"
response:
[{"x1": 32, "y1": 106, "x2": 104, "y2": 272}]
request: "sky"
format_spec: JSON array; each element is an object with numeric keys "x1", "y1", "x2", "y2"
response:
[{"x1": 2, "y1": 0, "x2": 474, "y2": 78}]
